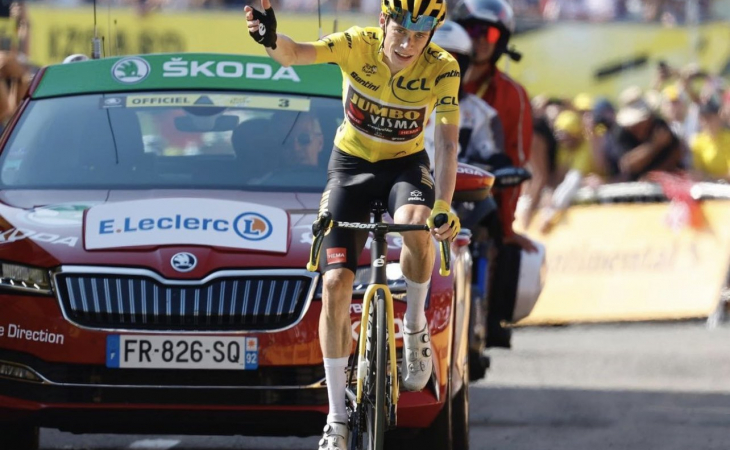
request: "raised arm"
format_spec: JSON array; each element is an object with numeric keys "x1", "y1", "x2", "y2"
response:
[{"x1": 244, "y1": 0, "x2": 317, "y2": 67}]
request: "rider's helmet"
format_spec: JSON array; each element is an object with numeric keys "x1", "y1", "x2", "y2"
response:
[
  {"x1": 431, "y1": 20, "x2": 472, "y2": 80},
  {"x1": 381, "y1": 0, "x2": 447, "y2": 32},
  {"x1": 451, "y1": 0, "x2": 517, "y2": 63}
]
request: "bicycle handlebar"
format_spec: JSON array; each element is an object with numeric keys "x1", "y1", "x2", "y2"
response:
[{"x1": 306, "y1": 212, "x2": 452, "y2": 276}]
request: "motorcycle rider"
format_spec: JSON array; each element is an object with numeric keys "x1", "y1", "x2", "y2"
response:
[{"x1": 452, "y1": 0, "x2": 537, "y2": 348}]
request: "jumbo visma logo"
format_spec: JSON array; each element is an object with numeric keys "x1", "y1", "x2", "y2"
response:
[
  {"x1": 98, "y1": 212, "x2": 273, "y2": 241},
  {"x1": 345, "y1": 86, "x2": 426, "y2": 142}
]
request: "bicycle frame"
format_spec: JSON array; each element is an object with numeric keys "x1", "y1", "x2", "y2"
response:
[{"x1": 356, "y1": 220, "x2": 399, "y2": 409}]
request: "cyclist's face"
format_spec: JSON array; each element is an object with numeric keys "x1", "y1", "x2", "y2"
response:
[{"x1": 380, "y1": 15, "x2": 431, "y2": 73}]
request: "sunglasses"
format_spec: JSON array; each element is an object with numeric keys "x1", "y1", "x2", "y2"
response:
[
  {"x1": 388, "y1": 8, "x2": 439, "y2": 32},
  {"x1": 464, "y1": 23, "x2": 501, "y2": 44}
]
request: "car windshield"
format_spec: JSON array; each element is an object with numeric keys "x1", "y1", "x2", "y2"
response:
[{"x1": 0, "y1": 91, "x2": 344, "y2": 191}]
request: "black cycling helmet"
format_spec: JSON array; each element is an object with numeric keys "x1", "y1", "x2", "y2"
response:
[{"x1": 451, "y1": 0, "x2": 520, "y2": 64}]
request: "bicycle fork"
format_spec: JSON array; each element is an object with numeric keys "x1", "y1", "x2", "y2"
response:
[{"x1": 356, "y1": 283, "x2": 399, "y2": 408}]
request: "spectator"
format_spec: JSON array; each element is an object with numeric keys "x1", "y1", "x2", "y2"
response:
[
  {"x1": 544, "y1": 96, "x2": 568, "y2": 124},
  {"x1": 689, "y1": 97, "x2": 730, "y2": 181},
  {"x1": 606, "y1": 92, "x2": 684, "y2": 181},
  {"x1": 530, "y1": 94, "x2": 550, "y2": 118},
  {"x1": 536, "y1": 109, "x2": 607, "y2": 232},
  {"x1": 652, "y1": 60, "x2": 678, "y2": 91},
  {"x1": 552, "y1": 109, "x2": 604, "y2": 182},
  {"x1": 585, "y1": 97, "x2": 614, "y2": 174},
  {"x1": 643, "y1": 0, "x2": 714, "y2": 24},
  {"x1": 678, "y1": 63, "x2": 723, "y2": 141},
  {"x1": 572, "y1": 92, "x2": 593, "y2": 114},
  {"x1": 0, "y1": 53, "x2": 31, "y2": 130},
  {"x1": 660, "y1": 84, "x2": 688, "y2": 137},
  {"x1": 542, "y1": 0, "x2": 616, "y2": 21},
  {"x1": 643, "y1": 0, "x2": 684, "y2": 24},
  {"x1": 511, "y1": 0, "x2": 544, "y2": 18},
  {"x1": 520, "y1": 98, "x2": 557, "y2": 229},
  {"x1": 573, "y1": 92, "x2": 608, "y2": 167}
]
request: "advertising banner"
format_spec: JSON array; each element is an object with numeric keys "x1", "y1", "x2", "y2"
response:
[{"x1": 518, "y1": 200, "x2": 730, "y2": 325}]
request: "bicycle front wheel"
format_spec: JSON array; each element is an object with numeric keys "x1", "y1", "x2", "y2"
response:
[{"x1": 367, "y1": 289, "x2": 388, "y2": 450}]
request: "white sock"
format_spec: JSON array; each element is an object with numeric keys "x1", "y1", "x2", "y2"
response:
[
  {"x1": 404, "y1": 277, "x2": 430, "y2": 332},
  {"x1": 324, "y1": 356, "x2": 349, "y2": 424}
]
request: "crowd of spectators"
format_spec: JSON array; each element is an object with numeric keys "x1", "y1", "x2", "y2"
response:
[
  {"x1": 513, "y1": 0, "x2": 717, "y2": 24},
  {"x1": 519, "y1": 61, "x2": 730, "y2": 232}
]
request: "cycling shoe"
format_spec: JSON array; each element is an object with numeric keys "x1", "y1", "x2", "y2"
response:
[
  {"x1": 401, "y1": 325, "x2": 432, "y2": 391},
  {"x1": 318, "y1": 422, "x2": 349, "y2": 450}
]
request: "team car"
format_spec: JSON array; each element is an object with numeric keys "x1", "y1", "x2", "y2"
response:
[{"x1": 0, "y1": 53, "x2": 492, "y2": 450}]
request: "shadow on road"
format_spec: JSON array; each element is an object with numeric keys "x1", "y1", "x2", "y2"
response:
[
  {"x1": 42, "y1": 385, "x2": 730, "y2": 449},
  {"x1": 469, "y1": 383, "x2": 730, "y2": 450}
]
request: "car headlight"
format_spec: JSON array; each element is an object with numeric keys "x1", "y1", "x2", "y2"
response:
[
  {"x1": 0, "y1": 262, "x2": 52, "y2": 294},
  {"x1": 352, "y1": 263, "x2": 406, "y2": 297}
]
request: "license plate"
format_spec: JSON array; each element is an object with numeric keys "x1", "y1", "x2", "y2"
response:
[{"x1": 106, "y1": 335, "x2": 258, "y2": 370}]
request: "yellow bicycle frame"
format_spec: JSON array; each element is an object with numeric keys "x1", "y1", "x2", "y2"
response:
[{"x1": 355, "y1": 283, "x2": 399, "y2": 408}]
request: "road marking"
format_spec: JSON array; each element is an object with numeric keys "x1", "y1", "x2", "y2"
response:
[{"x1": 129, "y1": 439, "x2": 180, "y2": 449}]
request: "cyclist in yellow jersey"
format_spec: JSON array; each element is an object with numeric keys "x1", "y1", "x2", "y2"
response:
[{"x1": 245, "y1": 0, "x2": 461, "y2": 448}]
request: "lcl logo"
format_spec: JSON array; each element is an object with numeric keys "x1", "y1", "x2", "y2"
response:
[
  {"x1": 436, "y1": 96, "x2": 459, "y2": 106},
  {"x1": 394, "y1": 76, "x2": 430, "y2": 91}
]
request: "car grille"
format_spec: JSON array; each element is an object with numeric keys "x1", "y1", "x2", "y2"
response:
[{"x1": 53, "y1": 268, "x2": 318, "y2": 331}]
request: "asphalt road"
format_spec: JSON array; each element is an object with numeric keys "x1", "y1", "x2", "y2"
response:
[{"x1": 41, "y1": 321, "x2": 730, "y2": 449}]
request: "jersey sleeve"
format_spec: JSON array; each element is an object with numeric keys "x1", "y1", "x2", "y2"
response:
[
  {"x1": 311, "y1": 28, "x2": 357, "y2": 66},
  {"x1": 433, "y1": 59, "x2": 461, "y2": 127}
]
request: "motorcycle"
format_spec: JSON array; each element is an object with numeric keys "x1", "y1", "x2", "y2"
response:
[{"x1": 456, "y1": 164, "x2": 537, "y2": 381}]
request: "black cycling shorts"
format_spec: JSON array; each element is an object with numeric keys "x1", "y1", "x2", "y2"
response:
[{"x1": 318, "y1": 148, "x2": 435, "y2": 273}]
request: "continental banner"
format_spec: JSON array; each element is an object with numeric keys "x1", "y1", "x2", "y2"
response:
[
  {"x1": 22, "y1": 6, "x2": 730, "y2": 100},
  {"x1": 517, "y1": 200, "x2": 730, "y2": 325}
]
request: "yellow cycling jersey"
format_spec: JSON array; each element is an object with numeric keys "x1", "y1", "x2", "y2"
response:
[{"x1": 312, "y1": 26, "x2": 461, "y2": 163}]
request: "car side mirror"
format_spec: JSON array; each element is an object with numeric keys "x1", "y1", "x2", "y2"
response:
[{"x1": 453, "y1": 162, "x2": 494, "y2": 202}]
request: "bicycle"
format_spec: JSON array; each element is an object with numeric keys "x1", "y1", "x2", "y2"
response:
[{"x1": 306, "y1": 201, "x2": 451, "y2": 450}]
